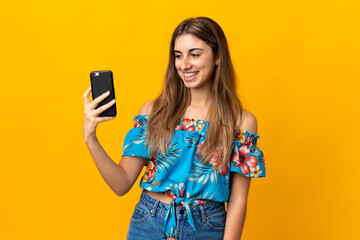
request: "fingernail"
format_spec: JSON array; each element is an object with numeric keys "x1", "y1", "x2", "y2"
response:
[{"x1": 106, "y1": 91, "x2": 110, "y2": 94}]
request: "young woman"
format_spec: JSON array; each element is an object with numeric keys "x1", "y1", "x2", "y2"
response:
[{"x1": 83, "y1": 17, "x2": 265, "y2": 240}]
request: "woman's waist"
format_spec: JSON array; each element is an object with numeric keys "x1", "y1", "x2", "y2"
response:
[
  {"x1": 143, "y1": 190, "x2": 221, "y2": 207},
  {"x1": 144, "y1": 190, "x2": 173, "y2": 204},
  {"x1": 144, "y1": 190, "x2": 192, "y2": 206},
  {"x1": 140, "y1": 190, "x2": 225, "y2": 216}
]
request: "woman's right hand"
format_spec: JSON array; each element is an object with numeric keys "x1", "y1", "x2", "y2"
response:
[{"x1": 83, "y1": 86, "x2": 116, "y2": 142}]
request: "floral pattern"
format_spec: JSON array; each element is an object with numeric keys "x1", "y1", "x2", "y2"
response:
[
  {"x1": 141, "y1": 157, "x2": 157, "y2": 185},
  {"x1": 122, "y1": 115, "x2": 266, "y2": 240}
]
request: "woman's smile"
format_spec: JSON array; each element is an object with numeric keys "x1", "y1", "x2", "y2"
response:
[{"x1": 183, "y1": 71, "x2": 199, "y2": 81}]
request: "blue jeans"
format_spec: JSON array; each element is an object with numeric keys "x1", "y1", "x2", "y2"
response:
[{"x1": 127, "y1": 190, "x2": 226, "y2": 240}]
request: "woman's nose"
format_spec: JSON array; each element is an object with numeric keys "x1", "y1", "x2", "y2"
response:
[{"x1": 180, "y1": 56, "x2": 191, "y2": 70}]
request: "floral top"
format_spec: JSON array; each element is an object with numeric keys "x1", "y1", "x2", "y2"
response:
[{"x1": 122, "y1": 114, "x2": 265, "y2": 240}]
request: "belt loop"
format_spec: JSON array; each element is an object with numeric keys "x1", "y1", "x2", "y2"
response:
[
  {"x1": 199, "y1": 205, "x2": 207, "y2": 223},
  {"x1": 150, "y1": 199, "x2": 160, "y2": 216}
]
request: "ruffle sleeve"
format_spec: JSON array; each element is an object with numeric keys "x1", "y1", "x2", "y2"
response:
[
  {"x1": 122, "y1": 115, "x2": 150, "y2": 159},
  {"x1": 230, "y1": 129, "x2": 266, "y2": 177}
]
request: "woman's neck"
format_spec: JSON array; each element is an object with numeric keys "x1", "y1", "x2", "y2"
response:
[
  {"x1": 189, "y1": 82, "x2": 212, "y2": 107},
  {"x1": 185, "y1": 86, "x2": 212, "y2": 120}
]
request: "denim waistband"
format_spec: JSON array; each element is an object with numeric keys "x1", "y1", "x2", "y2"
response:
[{"x1": 139, "y1": 190, "x2": 225, "y2": 219}]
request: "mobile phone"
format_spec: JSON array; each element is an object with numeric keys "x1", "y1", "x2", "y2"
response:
[{"x1": 90, "y1": 70, "x2": 117, "y2": 117}]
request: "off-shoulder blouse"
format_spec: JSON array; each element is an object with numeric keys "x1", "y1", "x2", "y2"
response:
[{"x1": 122, "y1": 114, "x2": 265, "y2": 240}]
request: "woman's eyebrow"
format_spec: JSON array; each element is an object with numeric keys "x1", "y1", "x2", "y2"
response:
[
  {"x1": 174, "y1": 48, "x2": 204, "y2": 53},
  {"x1": 188, "y1": 48, "x2": 203, "y2": 52}
]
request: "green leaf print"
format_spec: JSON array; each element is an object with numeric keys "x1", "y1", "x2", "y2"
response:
[
  {"x1": 186, "y1": 158, "x2": 219, "y2": 185},
  {"x1": 156, "y1": 143, "x2": 182, "y2": 172},
  {"x1": 184, "y1": 135, "x2": 199, "y2": 146}
]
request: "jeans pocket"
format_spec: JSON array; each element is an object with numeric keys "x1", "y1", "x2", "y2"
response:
[
  {"x1": 130, "y1": 202, "x2": 150, "y2": 224},
  {"x1": 205, "y1": 210, "x2": 227, "y2": 231}
]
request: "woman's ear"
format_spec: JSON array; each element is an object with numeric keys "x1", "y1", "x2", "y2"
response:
[{"x1": 215, "y1": 53, "x2": 220, "y2": 65}]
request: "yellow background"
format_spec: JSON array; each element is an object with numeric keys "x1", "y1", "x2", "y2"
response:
[{"x1": 1, "y1": 0, "x2": 359, "y2": 239}]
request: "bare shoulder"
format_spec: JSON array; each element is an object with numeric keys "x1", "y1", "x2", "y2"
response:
[
  {"x1": 137, "y1": 99, "x2": 155, "y2": 115},
  {"x1": 238, "y1": 109, "x2": 258, "y2": 135}
]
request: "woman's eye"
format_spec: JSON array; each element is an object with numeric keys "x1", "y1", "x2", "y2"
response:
[
  {"x1": 175, "y1": 55, "x2": 182, "y2": 59},
  {"x1": 192, "y1": 54, "x2": 200, "y2": 57}
]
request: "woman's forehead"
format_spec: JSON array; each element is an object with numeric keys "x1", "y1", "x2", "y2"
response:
[{"x1": 174, "y1": 34, "x2": 211, "y2": 52}]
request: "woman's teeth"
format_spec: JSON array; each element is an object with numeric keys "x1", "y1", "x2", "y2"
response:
[{"x1": 184, "y1": 72, "x2": 198, "y2": 77}]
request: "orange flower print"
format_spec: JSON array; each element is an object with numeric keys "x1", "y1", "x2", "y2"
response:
[
  {"x1": 241, "y1": 156, "x2": 258, "y2": 175},
  {"x1": 207, "y1": 147, "x2": 221, "y2": 166},
  {"x1": 182, "y1": 118, "x2": 191, "y2": 129},
  {"x1": 250, "y1": 165, "x2": 263, "y2": 177},
  {"x1": 142, "y1": 157, "x2": 157, "y2": 183},
  {"x1": 185, "y1": 126, "x2": 195, "y2": 132},
  {"x1": 196, "y1": 121, "x2": 204, "y2": 131},
  {"x1": 243, "y1": 135, "x2": 254, "y2": 147},
  {"x1": 147, "y1": 160, "x2": 156, "y2": 178},
  {"x1": 175, "y1": 119, "x2": 196, "y2": 131},
  {"x1": 142, "y1": 173, "x2": 149, "y2": 183},
  {"x1": 233, "y1": 145, "x2": 258, "y2": 175},
  {"x1": 164, "y1": 183, "x2": 184, "y2": 199},
  {"x1": 178, "y1": 118, "x2": 195, "y2": 132},
  {"x1": 165, "y1": 190, "x2": 176, "y2": 199},
  {"x1": 178, "y1": 186, "x2": 184, "y2": 197},
  {"x1": 197, "y1": 142, "x2": 228, "y2": 175},
  {"x1": 134, "y1": 117, "x2": 141, "y2": 128},
  {"x1": 234, "y1": 128, "x2": 245, "y2": 142},
  {"x1": 218, "y1": 163, "x2": 229, "y2": 175},
  {"x1": 190, "y1": 119, "x2": 197, "y2": 125}
]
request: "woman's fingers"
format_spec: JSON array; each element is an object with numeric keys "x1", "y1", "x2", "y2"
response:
[
  {"x1": 90, "y1": 90, "x2": 111, "y2": 109},
  {"x1": 82, "y1": 86, "x2": 116, "y2": 141},
  {"x1": 94, "y1": 99, "x2": 116, "y2": 116},
  {"x1": 83, "y1": 86, "x2": 92, "y2": 106},
  {"x1": 83, "y1": 86, "x2": 116, "y2": 124}
]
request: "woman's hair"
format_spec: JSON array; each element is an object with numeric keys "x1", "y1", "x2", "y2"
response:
[{"x1": 145, "y1": 16, "x2": 243, "y2": 167}]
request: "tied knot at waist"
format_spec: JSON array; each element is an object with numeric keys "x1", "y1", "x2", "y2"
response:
[
  {"x1": 166, "y1": 196, "x2": 197, "y2": 230},
  {"x1": 160, "y1": 189, "x2": 221, "y2": 240},
  {"x1": 162, "y1": 189, "x2": 209, "y2": 239}
]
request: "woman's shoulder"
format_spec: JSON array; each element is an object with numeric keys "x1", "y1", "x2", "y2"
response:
[
  {"x1": 237, "y1": 109, "x2": 258, "y2": 135},
  {"x1": 137, "y1": 99, "x2": 155, "y2": 115}
]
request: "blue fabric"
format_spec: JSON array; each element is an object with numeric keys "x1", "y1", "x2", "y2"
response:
[
  {"x1": 122, "y1": 114, "x2": 266, "y2": 240},
  {"x1": 127, "y1": 190, "x2": 226, "y2": 240}
]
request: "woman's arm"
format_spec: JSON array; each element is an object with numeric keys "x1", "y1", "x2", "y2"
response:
[
  {"x1": 83, "y1": 86, "x2": 152, "y2": 196},
  {"x1": 85, "y1": 137, "x2": 147, "y2": 196},
  {"x1": 223, "y1": 109, "x2": 258, "y2": 239},
  {"x1": 223, "y1": 173, "x2": 251, "y2": 239}
]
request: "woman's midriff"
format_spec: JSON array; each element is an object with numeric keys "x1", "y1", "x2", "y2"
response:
[
  {"x1": 144, "y1": 190, "x2": 202, "y2": 207},
  {"x1": 144, "y1": 190, "x2": 173, "y2": 204}
]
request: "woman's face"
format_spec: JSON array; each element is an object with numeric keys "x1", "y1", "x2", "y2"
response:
[{"x1": 174, "y1": 34, "x2": 218, "y2": 89}]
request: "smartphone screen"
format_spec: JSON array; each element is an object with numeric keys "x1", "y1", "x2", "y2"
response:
[{"x1": 90, "y1": 70, "x2": 117, "y2": 117}]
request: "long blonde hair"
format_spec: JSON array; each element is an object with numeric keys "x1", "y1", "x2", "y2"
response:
[{"x1": 146, "y1": 17, "x2": 243, "y2": 166}]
